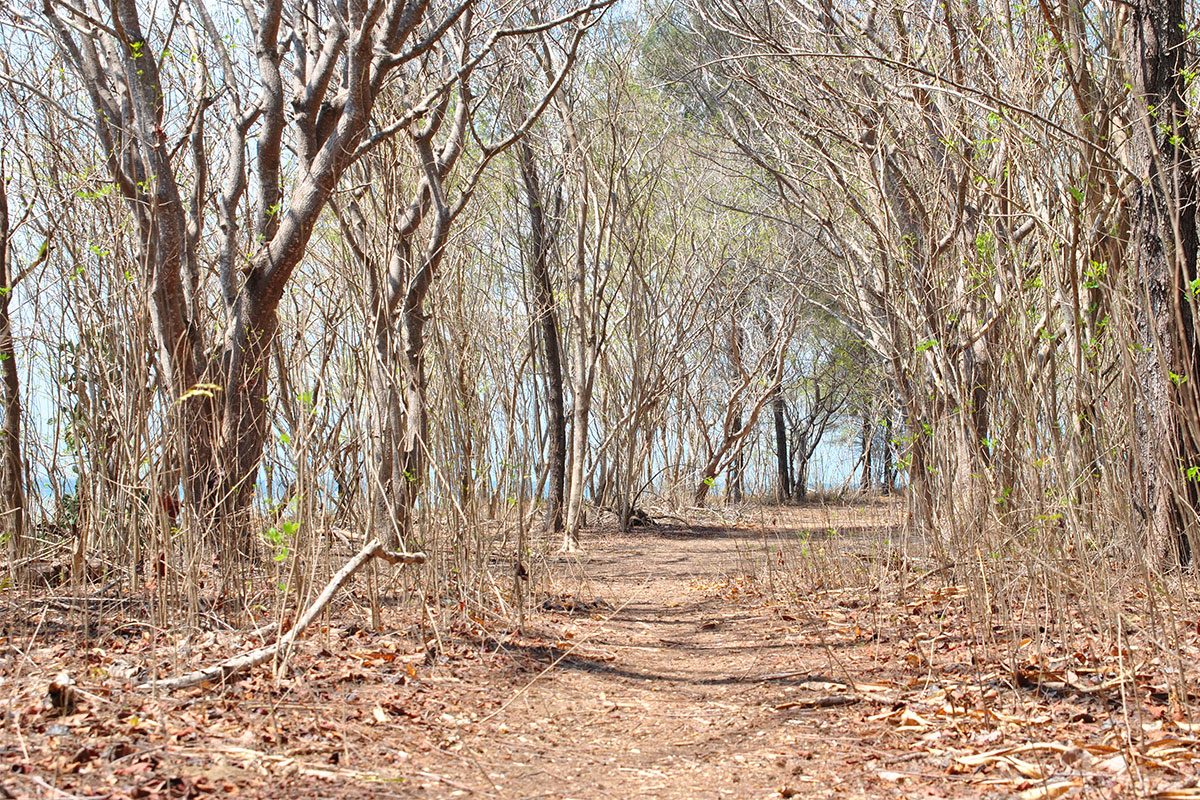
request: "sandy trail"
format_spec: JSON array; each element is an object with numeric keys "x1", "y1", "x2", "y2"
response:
[{"x1": 412, "y1": 521, "x2": 915, "y2": 800}]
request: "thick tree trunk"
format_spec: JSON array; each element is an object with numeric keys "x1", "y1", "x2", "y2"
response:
[
  {"x1": 45, "y1": 0, "x2": 416, "y2": 552},
  {"x1": 397, "y1": 339, "x2": 428, "y2": 550},
  {"x1": 562, "y1": 112, "x2": 593, "y2": 552},
  {"x1": 518, "y1": 142, "x2": 566, "y2": 534},
  {"x1": 907, "y1": 418, "x2": 937, "y2": 544},
  {"x1": 212, "y1": 291, "x2": 279, "y2": 543},
  {"x1": 1129, "y1": 0, "x2": 1200, "y2": 566},
  {"x1": 0, "y1": 169, "x2": 26, "y2": 563},
  {"x1": 564, "y1": 381, "x2": 592, "y2": 548},
  {"x1": 966, "y1": 340, "x2": 992, "y2": 468},
  {"x1": 772, "y1": 387, "x2": 790, "y2": 503},
  {"x1": 385, "y1": 255, "x2": 437, "y2": 553},
  {"x1": 368, "y1": 281, "x2": 405, "y2": 549},
  {"x1": 794, "y1": 430, "x2": 810, "y2": 501}
]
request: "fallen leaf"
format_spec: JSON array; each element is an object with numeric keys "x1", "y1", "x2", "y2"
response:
[
  {"x1": 896, "y1": 708, "x2": 933, "y2": 730},
  {"x1": 1005, "y1": 756, "x2": 1047, "y2": 779},
  {"x1": 1018, "y1": 780, "x2": 1082, "y2": 800},
  {"x1": 1096, "y1": 752, "x2": 1128, "y2": 774}
]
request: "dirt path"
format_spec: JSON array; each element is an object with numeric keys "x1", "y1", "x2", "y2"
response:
[
  {"x1": 25, "y1": 507, "x2": 1158, "y2": 799},
  {"x1": 400, "y1": 523, "x2": 914, "y2": 800}
]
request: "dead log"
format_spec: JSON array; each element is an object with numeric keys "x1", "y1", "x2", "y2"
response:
[{"x1": 139, "y1": 539, "x2": 425, "y2": 691}]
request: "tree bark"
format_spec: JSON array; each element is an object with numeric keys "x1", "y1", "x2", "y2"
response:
[
  {"x1": 0, "y1": 165, "x2": 26, "y2": 564},
  {"x1": 367, "y1": 246, "x2": 405, "y2": 551},
  {"x1": 794, "y1": 429, "x2": 810, "y2": 501},
  {"x1": 395, "y1": 259, "x2": 434, "y2": 551},
  {"x1": 1129, "y1": 0, "x2": 1200, "y2": 566},
  {"x1": 560, "y1": 102, "x2": 594, "y2": 552},
  {"x1": 772, "y1": 386, "x2": 790, "y2": 502},
  {"x1": 518, "y1": 141, "x2": 567, "y2": 534},
  {"x1": 860, "y1": 413, "x2": 873, "y2": 492},
  {"x1": 882, "y1": 413, "x2": 895, "y2": 495},
  {"x1": 727, "y1": 415, "x2": 744, "y2": 503}
]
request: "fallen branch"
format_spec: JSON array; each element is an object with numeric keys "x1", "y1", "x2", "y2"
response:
[
  {"x1": 774, "y1": 696, "x2": 860, "y2": 710},
  {"x1": 139, "y1": 539, "x2": 425, "y2": 691},
  {"x1": 754, "y1": 671, "x2": 849, "y2": 684}
]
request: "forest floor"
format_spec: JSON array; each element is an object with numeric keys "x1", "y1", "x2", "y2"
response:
[{"x1": 5, "y1": 502, "x2": 1200, "y2": 799}]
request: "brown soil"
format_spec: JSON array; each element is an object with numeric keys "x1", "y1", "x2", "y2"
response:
[{"x1": 4, "y1": 505, "x2": 1197, "y2": 798}]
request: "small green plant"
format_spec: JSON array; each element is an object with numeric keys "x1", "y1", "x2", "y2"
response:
[{"x1": 263, "y1": 519, "x2": 299, "y2": 562}]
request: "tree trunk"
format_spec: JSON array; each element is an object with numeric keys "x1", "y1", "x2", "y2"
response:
[
  {"x1": 882, "y1": 413, "x2": 895, "y2": 495},
  {"x1": 385, "y1": 249, "x2": 440, "y2": 553},
  {"x1": 0, "y1": 167, "x2": 26, "y2": 564},
  {"x1": 908, "y1": 416, "x2": 937, "y2": 544},
  {"x1": 794, "y1": 429, "x2": 810, "y2": 501},
  {"x1": 564, "y1": 378, "x2": 592, "y2": 548},
  {"x1": 518, "y1": 142, "x2": 566, "y2": 534},
  {"x1": 727, "y1": 415, "x2": 744, "y2": 503},
  {"x1": 1129, "y1": 0, "x2": 1200, "y2": 566},
  {"x1": 368, "y1": 273, "x2": 405, "y2": 550},
  {"x1": 860, "y1": 414, "x2": 873, "y2": 492},
  {"x1": 561, "y1": 104, "x2": 593, "y2": 552},
  {"x1": 212, "y1": 291, "x2": 279, "y2": 543},
  {"x1": 772, "y1": 386, "x2": 790, "y2": 503},
  {"x1": 358, "y1": 210, "x2": 445, "y2": 557}
]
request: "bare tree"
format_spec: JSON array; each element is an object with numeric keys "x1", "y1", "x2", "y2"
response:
[{"x1": 19, "y1": 0, "x2": 609, "y2": 555}]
